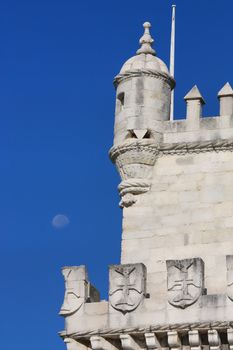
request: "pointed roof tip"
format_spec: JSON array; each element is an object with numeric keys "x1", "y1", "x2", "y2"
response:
[
  {"x1": 218, "y1": 82, "x2": 233, "y2": 97},
  {"x1": 184, "y1": 85, "x2": 205, "y2": 104},
  {"x1": 136, "y1": 21, "x2": 156, "y2": 56}
]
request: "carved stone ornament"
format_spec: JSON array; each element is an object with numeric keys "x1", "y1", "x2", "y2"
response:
[
  {"x1": 109, "y1": 139, "x2": 159, "y2": 208},
  {"x1": 113, "y1": 69, "x2": 175, "y2": 89},
  {"x1": 59, "y1": 266, "x2": 88, "y2": 317},
  {"x1": 64, "y1": 338, "x2": 80, "y2": 350},
  {"x1": 166, "y1": 258, "x2": 204, "y2": 309},
  {"x1": 109, "y1": 263, "x2": 146, "y2": 314},
  {"x1": 226, "y1": 255, "x2": 233, "y2": 301}
]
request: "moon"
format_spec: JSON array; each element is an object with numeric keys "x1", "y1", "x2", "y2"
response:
[{"x1": 52, "y1": 214, "x2": 70, "y2": 229}]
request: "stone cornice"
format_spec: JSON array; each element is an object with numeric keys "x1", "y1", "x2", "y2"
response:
[
  {"x1": 113, "y1": 69, "x2": 176, "y2": 89},
  {"x1": 60, "y1": 321, "x2": 233, "y2": 340},
  {"x1": 109, "y1": 140, "x2": 159, "y2": 163},
  {"x1": 159, "y1": 139, "x2": 233, "y2": 155},
  {"x1": 110, "y1": 138, "x2": 233, "y2": 160}
]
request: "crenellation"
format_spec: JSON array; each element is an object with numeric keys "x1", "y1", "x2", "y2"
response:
[
  {"x1": 184, "y1": 85, "x2": 205, "y2": 129},
  {"x1": 218, "y1": 83, "x2": 233, "y2": 116},
  {"x1": 59, "y1": 19, "x2": 233, "y2": 350}
]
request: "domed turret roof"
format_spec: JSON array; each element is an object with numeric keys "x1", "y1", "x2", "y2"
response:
[{"x1": 119, "y1": 22, "x2": 169, "y2": 75}]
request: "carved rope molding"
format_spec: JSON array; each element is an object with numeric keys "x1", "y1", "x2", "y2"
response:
[
  {"x1": 110, "y1": 138, "x2": 233, "y2": 160},
  {"x1": 60, "y1": 322, "x2": 233, "y2": 340},
  {"x1": 113, "y1": 69, "x2": 176, "y2": 89},
  {"x1": 109, "y1": 138, "x2": 233, "y2": 207},
  {"x1": 109, "y1": 140, "x2": 159, "y2": 207},
  {"x1": 109, "y1": 140, "x2": 160, "y2": 163},
  {"x1": 159, "y1": 139, "x2": 233, "y2": 155}
]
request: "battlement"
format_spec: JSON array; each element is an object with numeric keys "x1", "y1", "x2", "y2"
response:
[
  {"x1": 59, "y1": 20, "x2": 233, "y2": 350},
  {"x1": 110, "y1": 82, "x2": 233, "y2": 208},
  {"x1": 59, "y1": 258, "x2": 233, "y2": 349},
  {"x1": 164, "y1": 83, "x2": 233, "y2": 145}
]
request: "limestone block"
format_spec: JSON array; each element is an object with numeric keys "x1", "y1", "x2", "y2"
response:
[
  {"x1": 226, "y1": 256, "x2": 233, "y2": 301},
  {"x1": 59, "y1": 266, "x2": 88, "y2": 317},
  {"x1": 199, "y1": 185, "x2": 225, "y2": 203},
  {"x1": 191, "y1": 208, "x2": 215, "y2": 224},
  {"x1": 200, "y1": 117, "x2": 218, "y2": 130},
  {"x1": 60, "y1": 266, "x2": 100, "y2": 335},
  {"x1": 227, "y1": 329, "x2": 233, "y2": 350},
  {"x1": 178, "y1": 191, "x2": 199, "y2": 203},
  {"x1": 218, "y1": 82, "x2": 233, "y2": 116},
  {"x1": 120, "y1": 335, "x2": 142, "y2": 350},
  {"x1": 90, "y1": 336, "x2": 119, "y2": 350},
  {"x1": 109, "y1": 263, "x2": 146, "y2": 314},
  {"x1": 85, "y1": 301, "x2": 108, "y2": 315},
  {"x1": 161, "y1": 213, "x2": 191, "y2": 228},
  {"x1": 167, "y1": 331, "x2": 181, "y2": 350},
  {"x1": 64, "y1": 338, "x2": 89, "y2": 350},
  {"x1": 144, "y1": 333, "x2": 161, "y2": 350},
  {"x1": 166, "y1": 258, "x2": 204, "y2": 309},
  {"x1": 109, "y1": 139, "x2": 159, "y2": 208},
  {"x1": 188, "y1": 330, "x2": 201, "y2": 350},
  {"x1": 208, "y1": 330, "x2": 221, "y2": 350},
  {"x1": 213, "y1": 202, "x2": 233, "y2": 218}
]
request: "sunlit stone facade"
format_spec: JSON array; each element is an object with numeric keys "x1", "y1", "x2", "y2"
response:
[{"x1": 59, "y1": 21, "x2": 233, "y2": 350}]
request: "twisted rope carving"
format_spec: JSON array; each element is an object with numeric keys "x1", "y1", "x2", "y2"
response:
[
  {"x1": 118, "y1": 179, "x2": 150, "y2": 192},
  {"x1": 110, "y1": 139, "x2": 233, "y2": 162},
  {"x1": 159, "y1": 139, "x2": 233, "y2": 155},
  {"x1": 61, "y1": 321, "x2": 233, "y2": 340},
  {"x1": 109, "y1": 140, "x2": 159, "y2": 163},
  {"x1": 113, "y1": 69, "x2": 175, "y2": 89}
]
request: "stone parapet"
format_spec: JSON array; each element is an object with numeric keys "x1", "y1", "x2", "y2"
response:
[
  {"x1": 60, "y1": 326, "x2": 233, "y2": 350},
  {"x1": 59, "y1": 19, "x2": 233, "y2": 350},
  {"x1": 59, "y1": 257, "x2": 233, "y2": 343}
]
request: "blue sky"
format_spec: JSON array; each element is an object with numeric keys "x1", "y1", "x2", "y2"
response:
[{"x1": 0, "y1": 0, "x2": 232, "y2": 349}]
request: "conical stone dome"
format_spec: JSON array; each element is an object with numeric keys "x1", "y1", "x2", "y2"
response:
[{"x1": 118, "y1": 22, "x2": 170, "y2": 76}]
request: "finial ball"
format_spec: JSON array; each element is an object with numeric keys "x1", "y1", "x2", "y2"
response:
[{"x1": 143, "y1": 22, "x2": 151, "y2": 28}]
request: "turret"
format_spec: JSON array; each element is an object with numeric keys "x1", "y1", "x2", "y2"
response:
[
  {"x1": 59, "y1": 15, "x2": 233, "y2": 350},
  {"x1": 110, "y1": 22, "x2": 175, "y2": 208},
  {"x1": 113, "y1": 22, "x2": 175, "y2": 146}
]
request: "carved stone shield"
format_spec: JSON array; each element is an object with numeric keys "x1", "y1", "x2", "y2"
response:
[
  {"x1": 109, "y1": 263, "x2": 146, "y2": 313},
  {"x1": 166, "y1": 258, "x2": 204, "y2": 309},
  {"x1": 59, "y1": 266, "x2": 88, "y2": 316},
  {"x1": 226, "y1": 255, "x2": 233, "y2": 301}
]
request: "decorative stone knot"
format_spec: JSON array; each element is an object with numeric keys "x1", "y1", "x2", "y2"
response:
[{"x1": 136, "y1": 22, "x2": 156, "y2": 56}]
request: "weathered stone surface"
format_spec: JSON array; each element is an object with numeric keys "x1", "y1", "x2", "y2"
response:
[
  {"x1": 226, "y1": 255, "x2": 233, "y2": 301},
  {"x1": 64, "y1": 338, "x2": 89, "y2": 350},
  {"x1": 60, "y1": 266, "x2": 88, "y2": 317},
  {"x1": 218, "y1": 82, "x2": 233, "y2": 116},
  {"x1": 188, "y1": 330, "x2": 201, "y2": 350},
  {"x1": 166, "y1": 258, "x2": 204, "y2": 309},
  {"x1": 60, "y1": 19, "x2": 233, "y2": 350},
  {"x1": 109, "y1": 263, "x2": 146, "y2": 314},
  {"x1": 60, "y1": 266, "x2": 100, "y2": 334},
  {"x1": 208, "y1": 330, "x2": 221, "y2": 350}
]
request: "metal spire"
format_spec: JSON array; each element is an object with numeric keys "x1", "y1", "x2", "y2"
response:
[{"x1": 170, "y1": 5, "x2": 176, "y2": 121}]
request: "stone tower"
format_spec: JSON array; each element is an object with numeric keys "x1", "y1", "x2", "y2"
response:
[{"x1": 59, "y1": 22, "x2": 233, "y2": 350}]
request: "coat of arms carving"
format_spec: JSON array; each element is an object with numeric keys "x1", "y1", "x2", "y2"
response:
[
  {"x1": 109, "y1": 263, "x2": 146, "y2": 314},
  {"x1": 226, "y1": 255, "x2": 233, "y2": 301},
  {"x1": 166, "y1": 258, "x2": 204, "y2": 309},
  {"x1": 59, "y1": 266, "x2": 88, "y2": 316}
]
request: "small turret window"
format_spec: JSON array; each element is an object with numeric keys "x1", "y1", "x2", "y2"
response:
[{"x1": 116, "y1": 92, "x2": 125, "y2": 114}]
